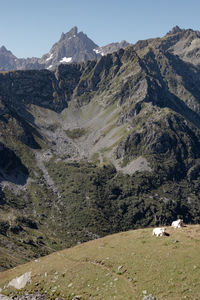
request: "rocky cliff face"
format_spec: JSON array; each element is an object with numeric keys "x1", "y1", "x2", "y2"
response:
[{"x1": 1, "y1": 28, "x2": 200, "y2": 270}]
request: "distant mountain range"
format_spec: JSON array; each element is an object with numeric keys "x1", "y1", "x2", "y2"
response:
[{"x1": 0, "y1": 26, "x2": 130, "y2": 71}]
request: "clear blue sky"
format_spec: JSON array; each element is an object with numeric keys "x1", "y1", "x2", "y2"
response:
[{"x1": 0, "y1": 0, "x2": 200, "y2": 58}]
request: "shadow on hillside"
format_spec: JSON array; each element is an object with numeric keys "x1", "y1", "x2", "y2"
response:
[
  {"x1": 0, "y1": 187, "x2": 6, "y2": 205},
  {"x1": 0, "y1": 142, "x2": 29, "y2": 186}
]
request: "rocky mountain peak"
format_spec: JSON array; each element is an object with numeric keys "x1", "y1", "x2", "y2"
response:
[
  {"x1": 68, "y1": 26, "x2": 78, "y2": 36},
  {"x1": 60, "y1": 26, "x2": 78, "y2": 41},
  {"x1": 0, "y1": 45, "x2": 8, "y2": 52},
  {"x1": 0, "y1": 45, "x2": 16, "y2": 57},
  {"x1": 41, "y1": 26, "x2": 99, "y2": 67},
  {"x1": 167, "y1": 25, "x2": 183, "y2": 35},
  {"x1": 0, "y1": 45, "x2": 17, "y2": 71},
  {"x1": 59, "y1": 32, "x2": 65, "y2": 41}
]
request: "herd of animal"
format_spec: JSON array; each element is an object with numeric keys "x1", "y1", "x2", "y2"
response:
[{"x1": 152, "y1": 219, "x2": 184, "y2": 237}]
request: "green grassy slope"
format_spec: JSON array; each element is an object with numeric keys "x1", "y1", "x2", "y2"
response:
[{"x1": 0, "y1": 225, "x2": 200, "y2": 300}]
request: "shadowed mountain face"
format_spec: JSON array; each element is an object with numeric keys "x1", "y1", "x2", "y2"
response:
[
  {"x1": 0, "y1": 28, "x2": 200, "y2": 270},
  {"x1": 0, "y1": 142, "x2": 29, "y2": 185}
]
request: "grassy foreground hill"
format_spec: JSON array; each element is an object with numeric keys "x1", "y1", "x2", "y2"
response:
[{"x1": 0, "y1": 225, "x2": 200, "y2": 300}]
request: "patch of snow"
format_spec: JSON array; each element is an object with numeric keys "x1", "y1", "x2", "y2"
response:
[
  {"x1": 47, "y1": 65, "x2": 53, "y2": 70},
  {"x1": 60, "y1": 57, "x2": 72, "y2": 63},
  {"x1": 93, "y1": 48, "x2": 104, "y2": 56},
  {"x1": 46, "y1": 53, "x2": 53, "y2": 62},
  {"x1": 73, "y1": 35, "x2": 76, "y2": 37},
  {"x1": 7, "y1": 272, "x2": 31, "y2": 290},
  {"x1": 93, "y1": 48, "x2": 100, "y2": 54}
]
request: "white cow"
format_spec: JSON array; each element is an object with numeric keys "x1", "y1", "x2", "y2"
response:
[
  {"x1": 171, "y1": 219, "x2": 183, "y2": 228},
  {"x1": 152, "y1": 227, "x2": 166, "y2": 237}
]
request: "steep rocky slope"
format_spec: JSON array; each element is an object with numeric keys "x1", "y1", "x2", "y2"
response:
[{"x1": 0, "y1": 33, "x2": 200, "y2": 270}]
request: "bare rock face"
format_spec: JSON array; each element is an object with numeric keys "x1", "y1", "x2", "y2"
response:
[
  {"x1": 13, "y1": 293, "x2": 47, "y2": 300},
  {"x1": 0, "y1": 46, "x2": 18, "y2": 71},
  {"x1": 8, "y1": 272, "x2": 31, "y2": 290},
  {"x1": 166, "y1": 25, "x2": 183, "y2": 35}
]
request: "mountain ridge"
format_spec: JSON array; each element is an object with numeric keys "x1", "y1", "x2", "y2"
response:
[
  {"x1": 4, "y1": 25, "x2": 200, "y2": 71},
  {"x1": 0, "y1": 27, "x2": 200, "y2": 271},
  {"x1": 0, "y1": 26, "x2": 130, "y2": 71}
]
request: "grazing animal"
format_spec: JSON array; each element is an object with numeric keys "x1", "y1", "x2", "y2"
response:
[
  {"x1": 171, "y1": 219, "x2": 183, "y2": 228},
  {"x1": 152, "y1": 227, "x2": 166, "y2": 237}
]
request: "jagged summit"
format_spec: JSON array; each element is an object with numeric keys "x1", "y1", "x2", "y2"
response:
[
  {"x1": 0, "y1": 45, "x2": 18, "y2": 71},
  {"x1": 0, "y1": 45, "x2": 15, "y2": 56},
  {"x1": 40, "y1": 26, "x2": 99, "y2": 69},
  {"x1": 40, "y1": 26, "x2": 129, "y2": 69},
  {"x1": 59, "y1": 26, "x2": 78, "y2": 41},
  {"x1": 0, "y1": 45, "x2": 8, "y2": 52},
  {"x1": 68, "y1": 25, "x2": 78, "y2": 36},
  {"x1": 167, "y1": 25, "x2": 183, "y2": 35}
]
